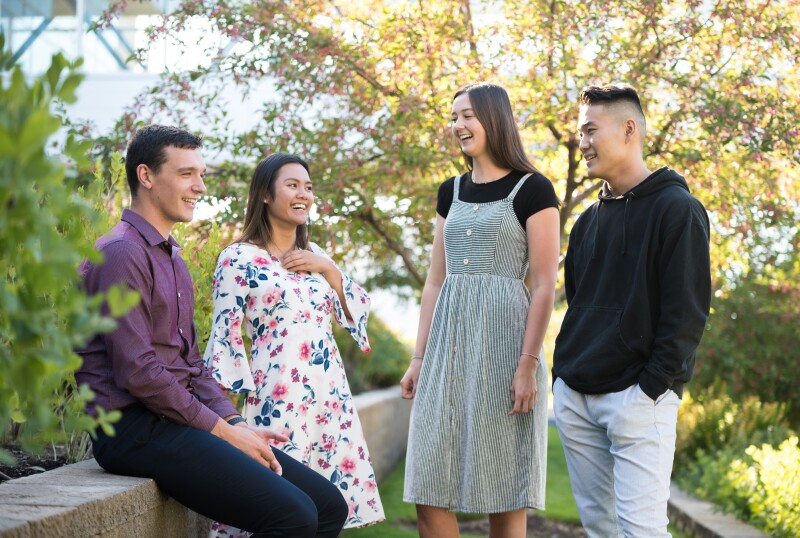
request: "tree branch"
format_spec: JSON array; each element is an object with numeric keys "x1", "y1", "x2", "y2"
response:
[{"x1": 354, "y1": 209, "x2": 425, "y2": 287}]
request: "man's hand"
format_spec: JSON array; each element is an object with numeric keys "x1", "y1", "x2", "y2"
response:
[{"x1": 211, "y1": 419, "x2": 289, "y2": 474}]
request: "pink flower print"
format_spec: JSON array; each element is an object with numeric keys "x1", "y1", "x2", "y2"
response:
[
  {"x1": 321, "y1": 434, "x2": 335, "y2": 452},
  {"x1": 302, "y1": 376, "x2": 309, "y2": 384},
  {"x1": 234, "y1": 275, "x2": 246, "y2": 287},
  {"x1": 299, "y1": 341, "x2": 311, "y2": 361},
  {"x1": 367, "y1": 498, "x2": 376, "y2": 508},
  {"x1": 268, "y1": 318, "x2": 279, "y2": 329},
  {"x1": 271, "y1": 384, "x2": 288, "y2": 400},
  {"x1": 222, "y1": 257, "x2": 232, "y2": 267},
  {"x1": 364, "y1": 345, "x2": 372, "y2": 353},
  {"x1": 315, "y1": 413, "x2": 329, "y2": 425},
  {"x1": 353, "y1": 478, "x2": 360, "y2": 486},
  {"x1": 340, "y1": 457, "x2": 357, "y2": 474},
  {"x1": 286, "y1": 402, "x2": 294, "y2": 411},
  {"x1": 233, "y1": 358, "x2": 242, "y2": 369},
  {"x1": 298, "y1": 403, "x2": 308, "y2": 416},
  {"x1": 279, "y1": 364, "x2": 286, "y2": 374},
  {"x1": 330, "y1": 401, "x2": 343, "y2": 417},
  {"x1": 253, "y1": 369, "x2": 266, "y2": 385},
  {"x1": 252, "y1": 256, "x2": 270, "y2": 266},
  {"x1": 364, "y1": 480, "x2": 377, "y2": 492},
  {"x1": 318, "y1": 458, "x2": 331, "y2": 470},
  {"x1": 247, "y1": 296, "x2": 258, "y2": 310},
  {"x1": 347, "y1": 499, "x2": 357, "y2": 518},
  {"x1": 263, "y1": 288, "x2": 281, "y2": 306}
]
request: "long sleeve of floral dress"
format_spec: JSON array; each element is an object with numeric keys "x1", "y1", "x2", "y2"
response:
[
  {"x1": 308, "y1": 242, "x2": 371, "y2": 352},
  {"x1": 203, "y1": 241, "x2": 385, "y2": 534}
]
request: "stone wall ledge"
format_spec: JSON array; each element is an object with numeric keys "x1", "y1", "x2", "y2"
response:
[
  {"x1": 668, "y1": 484, "x2": 769, "y2": 538},
  {"x1": 1, "y1": 388, "x2": 770, "y2": 538},
  {"x1": 0, "y1": 386, "x2": 411, "y2": 538}
]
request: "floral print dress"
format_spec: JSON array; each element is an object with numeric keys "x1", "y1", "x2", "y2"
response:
[{"x1": 203, "y1": 242, "x2": 385, "y2": 534}]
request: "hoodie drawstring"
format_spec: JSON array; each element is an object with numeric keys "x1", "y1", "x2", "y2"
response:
[
  {"x1": 591, "y1": 201, "x2": 602, "y2": 260},
  {"x1": 622, "y1": 193, "x2": 634, "y2": 255},
  {"x1": 592, "y1": 193, "x2": 635, "y2": 259}
]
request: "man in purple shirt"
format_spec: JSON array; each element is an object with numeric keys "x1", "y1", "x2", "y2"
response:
[{"x1": 76, "y1": 125, "x2": 347, "y2": 537}]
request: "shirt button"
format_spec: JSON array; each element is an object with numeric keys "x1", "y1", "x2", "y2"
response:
[
  {"x1": 177, "y1": 292, "x2": 182, "y2": 298},
  {"x1": 179, "y1": 328, "x2": 184, "y2": 334},
  {"x1": 466, "y1": 229, "x2": 473, "y2": 236},
  {"x1": 463, "y1": 258, "x2": 470, "y2": 265},
  {"x1": 473, "y1": 205, "x2": 479, "y2": 211},
  {"x1": 453, "y1": 346, "x2": 458, "y2": 352}
]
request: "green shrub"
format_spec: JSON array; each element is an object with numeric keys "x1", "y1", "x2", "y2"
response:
[
  {"x1": 730, "y1": 436, "x2": 800, "y2": 537},
  {"x1": 695, "y1": 279, "x2": 800, "y2": 425},
  {"x1": 0, "y1": 38, "x2": 130, "y2": 463},
  {"x1": 335, "y1": 317, "x2": 410, "y2": 394},
  {"x1": 675, "y1": 392, "x2": 799, "y2": 537},
  {"x1": 675, "y1": 390, "x2": 792, "y2": 471}
]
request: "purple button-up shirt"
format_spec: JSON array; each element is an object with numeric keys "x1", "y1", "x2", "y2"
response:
[{"x1": 76, "y1": 209, "x2": 237, "y2": 432}]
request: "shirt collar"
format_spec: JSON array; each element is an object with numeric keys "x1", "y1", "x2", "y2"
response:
[{"x1": 121, "y1": 209, "x2": 182, "y2": 251}]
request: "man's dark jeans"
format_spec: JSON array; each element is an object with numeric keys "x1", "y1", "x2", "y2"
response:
[{"x1": 93, "y1": 404, "x2": 347, "y2": 537}]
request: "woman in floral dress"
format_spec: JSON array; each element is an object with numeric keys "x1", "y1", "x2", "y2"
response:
[{"x1": 203, "y1": 153, "x2": 384, "y2": 535}]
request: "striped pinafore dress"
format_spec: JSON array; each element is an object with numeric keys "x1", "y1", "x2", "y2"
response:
[{"x1": 404, "y1": 173, "x2": 548, "y2": 512}]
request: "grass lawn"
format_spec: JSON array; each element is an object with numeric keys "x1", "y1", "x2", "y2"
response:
[{"x1": 342, "y1": 425, "x2": 691, "y2": 537}]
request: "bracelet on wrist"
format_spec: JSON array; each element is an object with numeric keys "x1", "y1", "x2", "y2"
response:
[
  {"x1": 411, "y1": 355, "x2": 424, "y2": 361},
  {"x1": 227, "y1": 416, "x2": 247, "y2": 426},
  {"x1": 520, "y1": 352, "x2": 539, "y2": 362}
]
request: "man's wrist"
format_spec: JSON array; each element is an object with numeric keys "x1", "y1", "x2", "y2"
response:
[{"x1": 226, "y1": 415, "x2": 247, "y2": 426}]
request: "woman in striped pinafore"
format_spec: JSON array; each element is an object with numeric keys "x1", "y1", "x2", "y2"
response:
[{"x1": 401, "y1": 82, "x2": 560, "y2": 537}]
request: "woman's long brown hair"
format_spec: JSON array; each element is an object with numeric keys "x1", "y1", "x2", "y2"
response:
[
  {"x1": 453, "y1": 82, "x2": 538, "y2": 174},
  {"x1": 235, "y1": 153, "x2": 310, "y2": 251}
]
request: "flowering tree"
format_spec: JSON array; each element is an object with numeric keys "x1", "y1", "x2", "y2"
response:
[{"x1": 94, "y1": 0, "x2": 799, "y2": 298}]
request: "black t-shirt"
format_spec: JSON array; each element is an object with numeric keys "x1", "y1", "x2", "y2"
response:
[{"x1": 437, "y1": 170, "x2": 560, "y2": 228}]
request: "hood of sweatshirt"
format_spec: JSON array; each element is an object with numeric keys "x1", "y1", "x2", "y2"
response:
[{"x1": 591, "y1": 167, "x2": 689, "y2": 258}]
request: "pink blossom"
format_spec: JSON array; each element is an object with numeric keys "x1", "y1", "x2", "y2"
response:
[
  {"x1": 364, "y1": 480, "x2": 376, "y2": 492},
  {"x1": 299, "y1": 341, "x2": 311, "y2": 360},
  {"x1": 263, "y1": 288, "x2": 281, "y2": 305},
  {"x1": 252, "y1": 256, "x2": 270, "y2": 266},
  {"x1": 272, "y1": 384, "x2": 288, "y2": 400},
  {"x1": 253, "y1": 369, "x2": 265, "y2": 385},
  {"x1": 340, "y1": 457, "x2": 357, "y2": 474}
]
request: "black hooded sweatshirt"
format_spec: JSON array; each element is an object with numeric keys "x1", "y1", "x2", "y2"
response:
[{"x1": 553, "y1": 167, "x2": 711, "y2": 400}]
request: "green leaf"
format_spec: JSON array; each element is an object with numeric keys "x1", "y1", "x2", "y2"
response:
[{"x1": 106, "y1": 284, "x2": 140, "y2": 317}]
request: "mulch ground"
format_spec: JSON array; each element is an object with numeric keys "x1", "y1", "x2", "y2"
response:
[
  {"x1": 0, "y1": 445, "x2": 68, "y2": 482},
  {"x1": 459, "y1": 513, "x2": 586, "y2": 537}
]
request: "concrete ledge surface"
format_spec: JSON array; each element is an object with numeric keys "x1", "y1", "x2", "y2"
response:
[
  {"x1": 0, "y1": 385, "x2": 411, "y2": 537},
  {"x1": 668, "y1": 484, "x2": 769, "y2": 538}
]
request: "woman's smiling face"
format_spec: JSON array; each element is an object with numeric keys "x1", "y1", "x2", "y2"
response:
[{"x1": 451, "y1": 93, "x2": 488, "y2": 160}]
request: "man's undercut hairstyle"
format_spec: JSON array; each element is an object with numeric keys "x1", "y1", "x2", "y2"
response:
[
  {"x1": 580, "y1": 83, "x2": 647, "y2": 138},
  {"x1": 125, "y1": 125, "x2": 203, "y2": 198}
]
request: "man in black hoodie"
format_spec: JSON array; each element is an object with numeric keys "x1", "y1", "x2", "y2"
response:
[{"x1": 552, "y1": 84, "x2": 711, "y2": 537}]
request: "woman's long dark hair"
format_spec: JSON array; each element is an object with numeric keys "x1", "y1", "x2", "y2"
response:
[
  {"x1": 236, "y1": 153, "x2": 310, "y2": 251},
  {"x1": 453, "y1": 82, "x2": 538, "y2": 174}
]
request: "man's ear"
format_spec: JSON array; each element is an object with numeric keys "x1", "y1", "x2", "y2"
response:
[
  {"x1": 137, "y1": 164, "x2": 153, "y2": 191},
  {"x1": 624, "y1": 119, "x2": 638, "y2": 143}
]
